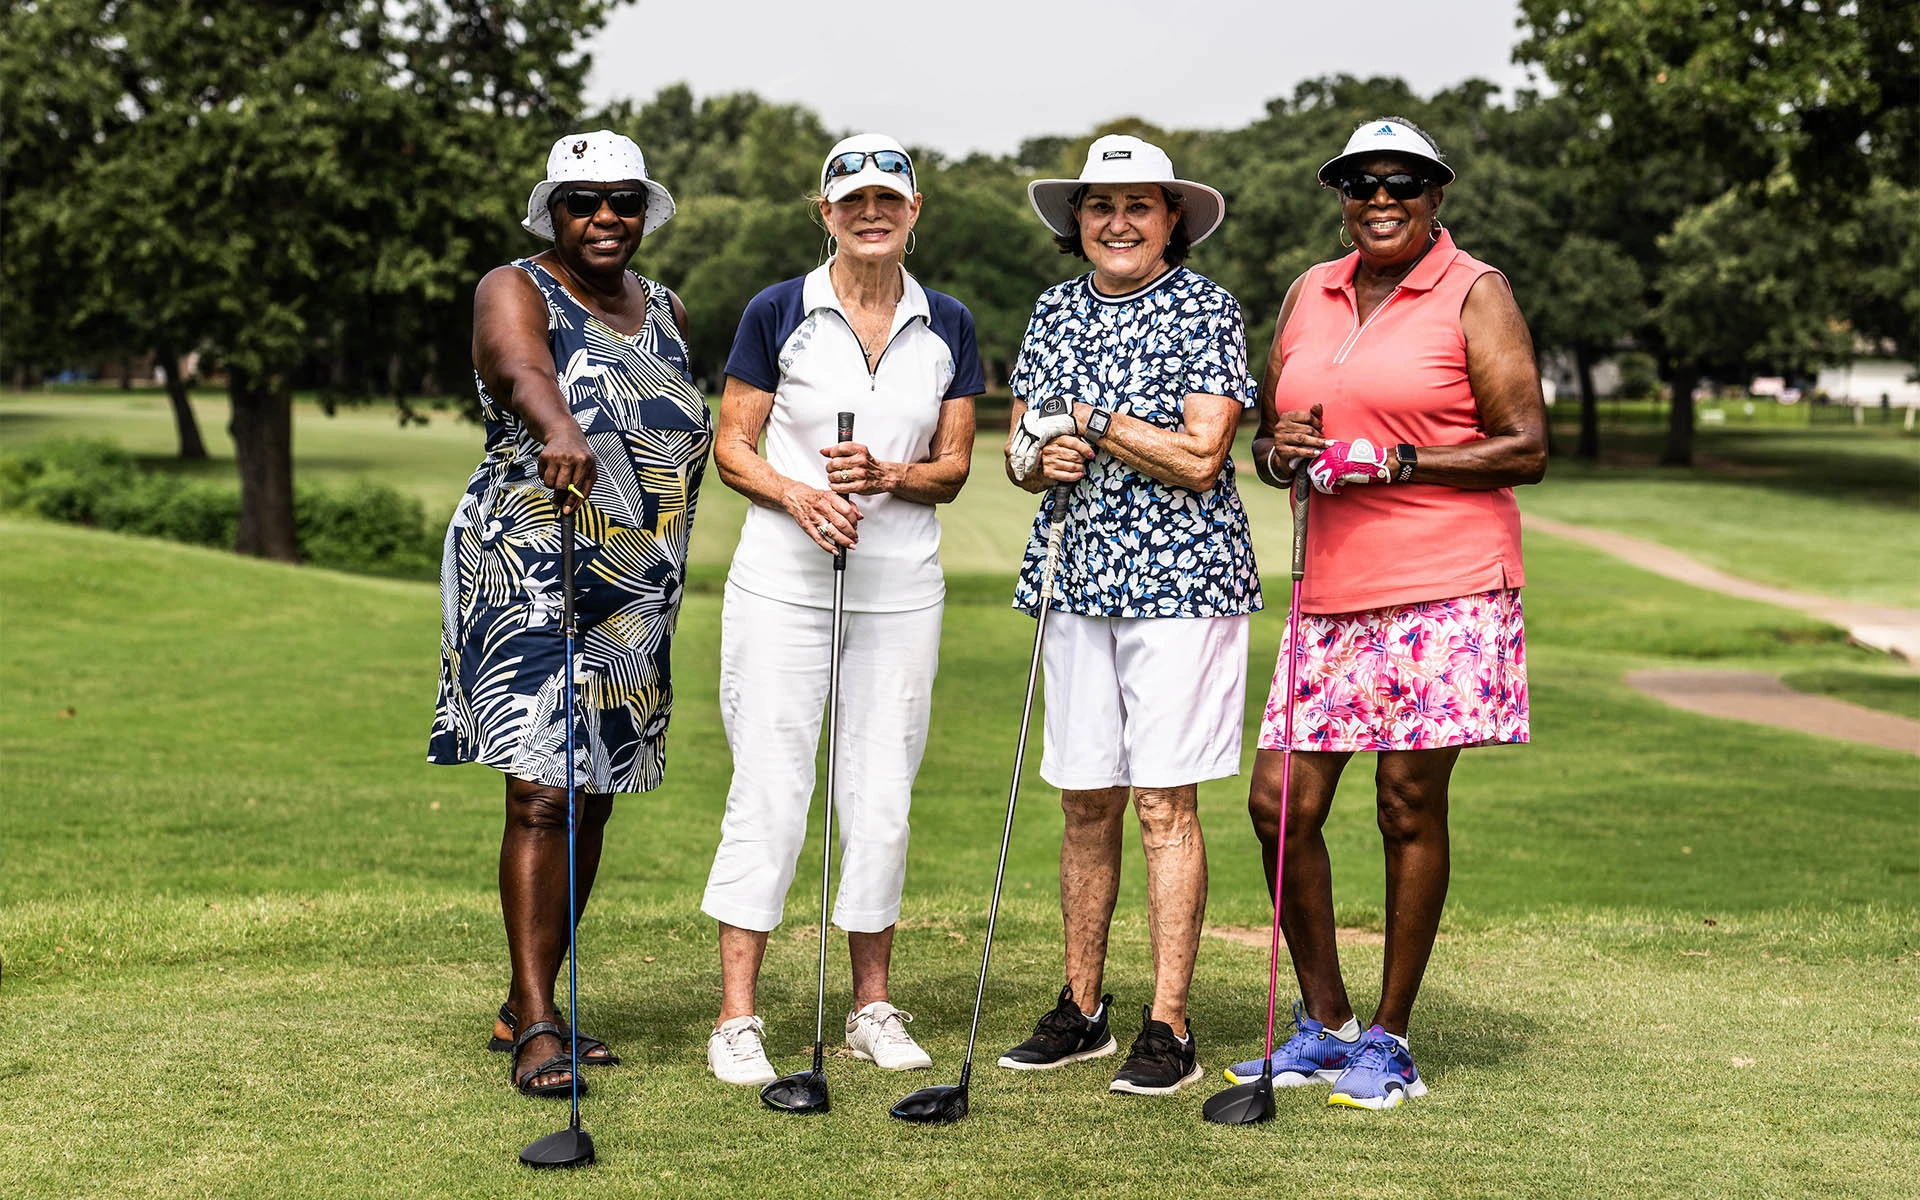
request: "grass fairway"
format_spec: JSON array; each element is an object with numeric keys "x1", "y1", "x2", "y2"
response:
[{"x1": 2, "y1": 511, "x2": 1916, "y2": 1200}]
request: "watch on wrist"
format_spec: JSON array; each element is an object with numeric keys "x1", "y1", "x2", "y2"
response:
[
  {"x1": 1084, "y1": 407, "x2": 1113, "y2": 445},
  {"x1": 1395, "y1": 443, "x2": 1418, "y2": 483}
]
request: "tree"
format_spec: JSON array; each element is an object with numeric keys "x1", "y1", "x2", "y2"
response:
[
  {"x1": 6, "y1": 0, "x2": 608, "y2": 558},
  {"x1": 1516, "y1": 0, "x2": 1920, "y2": 464}
]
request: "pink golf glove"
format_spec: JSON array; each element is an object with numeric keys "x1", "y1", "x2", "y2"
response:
[{"x1": 1306, "y1": 439, "x2": 1392, "y2": 495}]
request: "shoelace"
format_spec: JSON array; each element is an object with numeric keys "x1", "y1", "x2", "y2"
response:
[
  {"x1": 1345, "y1": 1034, "x2": 1401, "y2": 1076},
  {"x1": 1127, "y1": 1025, "x2": 1188, "y2": 1074},
  {"x1": 1032, "y1": 999, "x2": 1087, "y2": 1038},
  {"x1": 716, "y1": 1020, "x2": 765, "y2": 1061},
  {"x1": 862, "y1": 1008, "x2": 918, "y2": 1046}
]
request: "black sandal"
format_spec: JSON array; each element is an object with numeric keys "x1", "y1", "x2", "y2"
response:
[
  {"x1": 511, "y1": 1020, "x2": 591, "y2": 1099},
  {"x1": 488, "y1": 1003, "x2": 620, "y2": 1065}
]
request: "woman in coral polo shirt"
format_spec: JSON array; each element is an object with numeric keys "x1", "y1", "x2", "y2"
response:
[{"x1": 1228, "y1": 119, "x2": 1547, "y2": 1110}]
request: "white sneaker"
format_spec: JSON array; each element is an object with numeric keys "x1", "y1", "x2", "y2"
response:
[
  {"x1": 846, "y1": 1001, "x2": 933, "y2": 1071},
  {"x1": 708, "y1": 1015, "x2": 777, "y2": 1085}
]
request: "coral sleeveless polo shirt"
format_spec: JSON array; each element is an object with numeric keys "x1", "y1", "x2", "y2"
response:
[{"x1": 1275, "y1": 231, "x2": 1525, "y2": 614}]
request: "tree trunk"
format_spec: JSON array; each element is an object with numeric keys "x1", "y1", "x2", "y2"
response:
[
  {"x1": 1575, "y1": 346, "x2": 1600, "y2": 461},
  {"x1": 120, "y1": 355, "x2": 134, "y2": 391},
  {"x1": 1661, "y1": 367, "x2": 1696, "y2": 467},
  {"x1": 158, "y1": 347, "x2": 208, "y2": 461},
  {"x1": 229, "y1": 368, "x2": 298, "y2": 561}
]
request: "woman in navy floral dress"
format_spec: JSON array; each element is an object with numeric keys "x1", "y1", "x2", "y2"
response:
[
  {"x1": 996, "y1": 136, "x2": 1259, "y2": 1097},
  {"x1": 428, "y1": 131, "x2": 711, "y2": 1098}
]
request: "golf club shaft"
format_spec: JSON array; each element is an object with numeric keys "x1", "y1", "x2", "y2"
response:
[
  {"x1": 811, "y1": 412, "x2": 855, "y2": 1067},
  {"x1": 959, "y1": 481, "x2": 1073, "y2": 1076},
  {"x1": 1262, "y1": 473, "x2": 1311, "y2": 1059},
  {"x1": 561, "y1": 504, "x2": 581, "y2": 1129}
]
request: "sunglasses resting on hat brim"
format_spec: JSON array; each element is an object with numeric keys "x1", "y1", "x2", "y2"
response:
[{"x1": 823, "y1": 150, "x2": 914, "y2": 191}]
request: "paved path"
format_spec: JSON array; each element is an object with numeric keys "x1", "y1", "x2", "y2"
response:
[
  {"x1": 1523, "y1": 514, "x2": 1920, "y2": 663},
  {"x1": 1623, "y1": 669, "x2": 1920, "y2": 756},
  {"x1": 1523, "y1": 514, "x2": 1920, "y2": 755}
]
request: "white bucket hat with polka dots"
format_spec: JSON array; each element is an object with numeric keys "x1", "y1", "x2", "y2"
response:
[{"x1": 523, "y1": 130, "x2": 676, "y2": 240}]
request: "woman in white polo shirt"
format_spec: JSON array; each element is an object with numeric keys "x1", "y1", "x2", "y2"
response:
[{"x1": 701, "y1": 133, "x2": 984, "y2": 1085}]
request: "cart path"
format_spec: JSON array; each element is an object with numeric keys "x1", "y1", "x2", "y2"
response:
[
  {"x1": 1622, "y1": 669, "x2": 1920, "y2": 756},
  {"x1": 1522, "y1": 514, "x2": 1920, "y2": 663}
]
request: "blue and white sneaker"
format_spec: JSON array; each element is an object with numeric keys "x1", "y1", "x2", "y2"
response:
[
  {"x1": 1327, "y1": 1025, "x2": 1428, "y2": 1110},
  {"x1": 1224, "y1": 1002, "x2": 1358, "y2": 1086}
]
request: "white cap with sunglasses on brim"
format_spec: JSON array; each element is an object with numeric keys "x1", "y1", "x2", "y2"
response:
[
  {"x1": 1027, "y1": 134, "x2": 1226, "y2": 246},
  {"x1": 821, "y1": 133, "x2": 917, "y2": 202},
  {"x1": 1318, "y1": 120, "x2": 1455, "y2": 187},
  {"x1": 523, "y1": 129, "x2": 677, "y2": 240}
]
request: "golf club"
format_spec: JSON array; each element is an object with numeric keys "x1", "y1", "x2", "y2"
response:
[
  {"x1": 521, "y1": 485, "x2": 596, "y2": 1168},
  {"x1": 1202, "y1": 471, "x2": 1311, "y2": 1126},
  {"x1": 892, "y1": 399, "x2": 1077, "y2": 1124},
  {"x1": 762, "y1": 410, "x2": 857, "y2": 1115}
]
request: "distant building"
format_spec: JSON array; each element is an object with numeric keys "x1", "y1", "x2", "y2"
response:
[{"x1": 1813, "y1": 360, "x2": 1920, "y2": 407}]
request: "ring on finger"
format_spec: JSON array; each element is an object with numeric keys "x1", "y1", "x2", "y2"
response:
[{"x1": 817, "y1": 521, "x2": 832, "y2": 536}]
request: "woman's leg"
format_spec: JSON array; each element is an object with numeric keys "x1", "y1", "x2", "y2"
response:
[
  {"x1": 1370, "y1": 746, "x2": 1461, "y2": 1035},
  {"x1": 500, "y1": 774, "x2": 615, "y2": 1088},
  {"x1": 702, "y1": 586, "x2": 833, "y2": 1024},
  {"x1": 1248, "y1": 747, "x2": 1353, "y2": 1027},
  {"x1": 831, "y1": 602, "x2": 943, "y2": 1006}
]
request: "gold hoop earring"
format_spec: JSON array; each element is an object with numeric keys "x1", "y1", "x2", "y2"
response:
[{"x1": 1338, "y1": 219, "x2": 1355, "y2": 250}]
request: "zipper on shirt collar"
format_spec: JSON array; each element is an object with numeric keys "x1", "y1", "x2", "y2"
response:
[{"x1": 827, "y1": 309, "x2": 923, "y2": 391}]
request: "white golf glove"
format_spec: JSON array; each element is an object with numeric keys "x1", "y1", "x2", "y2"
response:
[{"x1": 1008, "y1": 399, "x2": 1079, "y2": 482}]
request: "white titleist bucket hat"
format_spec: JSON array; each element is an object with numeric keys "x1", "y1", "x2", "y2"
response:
[
  {"x1": 1318, "y1": 120, "x2": 1454, "y2": 186},
  {"x1": 820, "y1": 132, "x2": 917, "y2": 203},
  {"x1": 1027, "y1": 134, "x2": 1226, "y2": 246},
  {"x1": 523, "y1": 130, "x2": 677, "y2": 240}
]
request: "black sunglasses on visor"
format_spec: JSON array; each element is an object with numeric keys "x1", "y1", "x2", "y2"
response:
[
  {"x1": 822, "y1": 150, "x2": 914, "y2": 191},
  {"x1": 551, "y1": 186, "x2": 649, "y2": 220},
  {"x1": 1334, "y1": 173, "x2": 1429, "y2": 202}
]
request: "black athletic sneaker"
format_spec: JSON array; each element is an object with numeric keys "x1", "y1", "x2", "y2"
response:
[
  {"x1": 1108, "y1": 1006, "x2": 1203, "y2": 1095},
  {"x1": 996, "y1": 984, "x2": 1118, "y2": 1070}
]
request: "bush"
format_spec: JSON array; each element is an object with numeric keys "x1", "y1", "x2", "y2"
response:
[
  {"x1": 0, "y1": 438, "x2": 438, "y2": 580},
  {"x1": 1615, "y1": 352, "x2": 1660, "y2": 400}
]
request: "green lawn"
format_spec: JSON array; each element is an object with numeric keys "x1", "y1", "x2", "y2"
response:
[{"x1": 2, "y1": 502, "x2": 1915, "y2": 1197}]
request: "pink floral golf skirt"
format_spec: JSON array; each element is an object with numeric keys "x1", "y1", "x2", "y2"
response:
[{"x1": 1257, "y1": 588, "x2": 1529, "y2": 753}]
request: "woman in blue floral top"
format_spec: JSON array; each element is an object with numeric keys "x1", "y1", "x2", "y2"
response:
[{"x1": 995, "y1": 135, "x2": 1260, "y2": 1097}]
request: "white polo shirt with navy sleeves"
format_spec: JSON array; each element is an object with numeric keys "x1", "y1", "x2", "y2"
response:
[{"x1": 723, "y1": 261, "x2": 985, "y2": 612}]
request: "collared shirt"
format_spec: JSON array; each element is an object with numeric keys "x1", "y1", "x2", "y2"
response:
[
  {"x1": 1008, "y1": 266, "x2": 1262, "y2": 619},
  {"x1": 723, "y1": 260, "x2": 984, "y2": 612}
]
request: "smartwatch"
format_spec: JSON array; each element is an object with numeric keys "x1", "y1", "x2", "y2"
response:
[
  {"x1": 1084, "y1": 407, "x2": 1113, "y2": 445},
  {"x1": 1395, "y1": 443, "x2": 1418, "y2": 483}
]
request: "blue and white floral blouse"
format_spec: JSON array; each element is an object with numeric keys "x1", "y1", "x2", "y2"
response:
[{"x1": 1009, "y1": 266, "x2": 1262, "y2": 620}]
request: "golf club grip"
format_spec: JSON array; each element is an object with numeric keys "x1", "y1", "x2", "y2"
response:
[
  {"x1": 1289, "y1": 471, "x2": 1310, "y2": 581},
  {"x1": 561, "y1": 508, "x2": 576, "y2": 631},
  {"x1": 834, "y1": 412, "x2": 855, "y2": 571}
]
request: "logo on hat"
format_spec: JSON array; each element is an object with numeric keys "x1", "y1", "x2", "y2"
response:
[
  {"x1": 1101, "y1": 150, "x2": 1132, "y2": 161},
  {"x1": 1375, "y1": 124, "x2": 1396, "y2": 136},
  {"x1": 572, "y1": 140, "x2": 588, "y2": 157}
]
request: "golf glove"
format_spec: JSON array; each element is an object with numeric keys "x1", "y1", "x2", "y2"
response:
[
  {"x1": 1307, "y1": 438, "x2": 1392, "y2": 495},
  {"x1": 1008, "y1": 401, "x2": 1080, "y2": 482}
]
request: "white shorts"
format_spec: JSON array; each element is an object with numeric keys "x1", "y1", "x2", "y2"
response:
[
  {"x1": 1039, "y1": 612, "x2": 1251, "y2": 790},
  {"x1": 702, "y1": 584, "x2": 942, "y2": 934}
]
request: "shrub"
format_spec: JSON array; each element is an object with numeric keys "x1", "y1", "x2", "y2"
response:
[
  {"x1": 0, "y1": 438, "x2": 438, "y2": 581},
  {"x1": 1615, "y1": 352, "x2": 1660, "y2": 400}
]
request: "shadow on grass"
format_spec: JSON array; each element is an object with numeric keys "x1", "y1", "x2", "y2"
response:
[{"x1": 1547, "y1": 420, "x2": 1920, "y2": 509}]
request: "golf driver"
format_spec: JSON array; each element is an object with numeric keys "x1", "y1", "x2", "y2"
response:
[
  {"x1": 1202, "y1": 471, "x2": 1311, "y2": 1126},
  {"x1": 892, "y1": 402, "x2": 1077, "y2": 1124},
  {"x1": 762, "y1": 410, "x2": 857, "y2": 1115},
  {"x1": 522, "y1": 485, "x2": 595, "y2": 1168}
]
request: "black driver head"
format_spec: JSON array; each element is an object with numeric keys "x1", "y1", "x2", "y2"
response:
[
  {"x1": 889, "y1": 1082, "x2": 968, "y2": 1124},
  {"x1": 761, "y1": 1068, "x2": 831, "y2": 1114},
  {"x1": 519, "y1": 1126, "x2": 596, "y2": 1169},
  {"x1": 1201, "y1": 1069, "x2": 1275, "y2": 1126}
]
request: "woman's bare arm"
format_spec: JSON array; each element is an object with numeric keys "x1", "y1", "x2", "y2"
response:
[
  {"x1": 1250, "y1": 273, "x2": 1328, "y2": 489},
  {"x1": 711, "y1": 375, "x2": 862, "y2": 553},
  {"x1": 823, "y1": 396, "x2": 975, "y2": 505},
  {"x1": 473, "y1": 266, "x2": 596, "y2": 510}
]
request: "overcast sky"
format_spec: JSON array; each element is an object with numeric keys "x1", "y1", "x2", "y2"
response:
[{"x1": 584, "y1": 1, "x2": 1540, "y2": 159}]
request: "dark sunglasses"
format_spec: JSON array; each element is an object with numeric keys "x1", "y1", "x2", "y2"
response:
[
  {"x1": 1335, "y1": 173, "x2": 1429, "y2": 202},
  {"x1": 551, "y1": 187, "x2": 648, "y2": 220},
  {"x1": 822, "y1": 150, "x2": 914, "y2": 190}
]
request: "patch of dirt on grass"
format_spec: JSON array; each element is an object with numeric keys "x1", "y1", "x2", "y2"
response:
[{"x1": 1207, "y1": 925, "x2": 1386, "y2": 948}]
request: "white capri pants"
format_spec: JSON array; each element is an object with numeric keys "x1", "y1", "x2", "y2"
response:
[
  {"x1": 702, "y1": 583, "x2": 943, "y2": 933},
  {"x1": 1039, "y1": 612, "x2": 1251, "y2": 790}
]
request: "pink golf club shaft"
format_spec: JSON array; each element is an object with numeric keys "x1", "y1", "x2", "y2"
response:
[{"x1": 1261, "y1": 473, "x2": 1311, "y2": 1063}]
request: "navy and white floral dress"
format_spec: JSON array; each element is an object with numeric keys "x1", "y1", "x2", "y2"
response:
[
  {"x1": 429, "y1": 260, "x2": 711, "y2": 794},
  {"x1": 1009, "y1": 267, "x2": 1262, "y2": 619}
]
